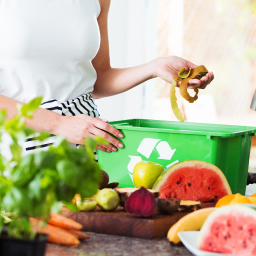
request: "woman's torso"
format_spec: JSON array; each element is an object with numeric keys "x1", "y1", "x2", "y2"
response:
[{"x1": 0, "y1": 0, "x2": 100, "y2": 103}]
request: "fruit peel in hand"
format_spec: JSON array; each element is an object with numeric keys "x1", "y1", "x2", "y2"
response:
[
  {"x1": 170, "y1": 65, "x2": 208, "y2": 122},
  {"x1": 178, "y1": 65, "x2": 208, "y2": 103}
]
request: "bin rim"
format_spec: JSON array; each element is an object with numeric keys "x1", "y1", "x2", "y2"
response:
[{"x1": 109, "y1": 119, "x2": 256, "y2": 138}]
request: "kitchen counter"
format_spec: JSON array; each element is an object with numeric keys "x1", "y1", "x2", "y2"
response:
[{"x1": 45, "y1": 232, "x2": 193, "y2": 256}]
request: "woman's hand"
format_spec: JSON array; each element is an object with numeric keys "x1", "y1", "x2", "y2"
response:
[
  {"x1": 153, "y1": 56, "x2": 214, "y2": 89},
  {"x1": 54, "y1": 115, "x2": 124, "y2": 153}
]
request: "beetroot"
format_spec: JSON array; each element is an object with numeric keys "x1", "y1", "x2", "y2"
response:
[{"x1": 125, "y1": 187, "x2": 155, "y2": 217}]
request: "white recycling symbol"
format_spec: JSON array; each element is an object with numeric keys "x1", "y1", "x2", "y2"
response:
[{"x1": 127, "y1": 138, "x2": 179, "y2": 182}]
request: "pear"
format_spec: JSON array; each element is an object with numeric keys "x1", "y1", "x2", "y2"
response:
[
  {"x1": 77, "y1": 199, "x2": 97, "y2": 212},
  {"x1": 96, "y1": 188, "x2": 120, "y2": 211}
]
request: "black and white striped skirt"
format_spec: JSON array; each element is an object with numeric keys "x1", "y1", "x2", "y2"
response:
[{"x1": 25, "y1": 92, "x2": 100, "y2": 153}]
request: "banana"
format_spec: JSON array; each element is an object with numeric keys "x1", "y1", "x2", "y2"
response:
[{"x1": 167, "y1": 207, "x2": 215, "y2": 244}]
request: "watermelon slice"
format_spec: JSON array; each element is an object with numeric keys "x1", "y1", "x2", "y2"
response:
[
  {"x1": 197, "y1": 205, "x2": 256, "y2": 255},
  {"x1": 153, "y1": 160, "x2": 231, "y2": 202}
]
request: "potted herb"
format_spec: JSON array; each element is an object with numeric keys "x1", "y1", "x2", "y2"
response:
[{"x1": 0, "y1": 97, "x2": 102, "y2": 256}]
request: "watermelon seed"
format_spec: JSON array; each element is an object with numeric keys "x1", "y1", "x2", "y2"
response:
[
  {"x1": 209, "y1": 243, "x2": 212, "y2": 246},
  {"x1": 243, "y1": 242, "x2": 247, "y2": 248},
  {"x1": 239, "y1": 226, "x2": 243, "y2": 230},
  {"x1": 227, "y1": 233, "x2": 231, "y2": 238},
  {"x1": 208, "y1": 187, "x2": 210, "y2": 190},
  {"x1": 188, "y1": 183, "x2": 191, "y2": 186},
  {"x1": 249, "y1": 231, "x2": 253, "y2": 236},
  {"x1": 176, "y1": 181, "x2": 180, "y2": 185},
  {"x1": 227, "y1": 222, "x2": 231, "y2": 227},
  {"x1": 215, "y1": 196, "x2": 218, "y2": 199},
  {"x1": 224, "y1": 236, "x2": 227, "y2": 239}
]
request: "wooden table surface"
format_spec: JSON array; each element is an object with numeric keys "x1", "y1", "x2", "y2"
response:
[{"x1": 45, "y1": 232, "x2": 193, "y2": 256}]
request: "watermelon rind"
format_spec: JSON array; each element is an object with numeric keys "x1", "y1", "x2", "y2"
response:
[
  {"x1": 197, "y1": 205, "x2": 256, "y2": 249},
  {"x1": 152, "y1": 160, "x2": 232, "y2": 195}
]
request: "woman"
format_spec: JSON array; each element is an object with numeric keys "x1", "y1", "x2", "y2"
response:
[{"x1": 0, "y1": 0, "x2": 214, "y2": 153}]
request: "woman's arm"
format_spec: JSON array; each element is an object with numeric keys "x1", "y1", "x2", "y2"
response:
[
  {"x1": 92, "y1": 0, "x2": 214, "y2": 99},
  {"x1": 0, "y1": 94, "x2": 123, "y2": 152},
  {"x1": 0, "y1": 94, "x2": 60, "y2": 133}
]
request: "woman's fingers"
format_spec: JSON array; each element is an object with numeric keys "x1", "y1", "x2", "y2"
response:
[
  {"x1": 176, "y1": 72, "x2": 214, "y2": 89},
  {"x1": 89, "y1": 133, "x2": 114, "y2": 152},
  {"x1": 93, "y1": 118, "x2": 124, "y2": 138},
  {"x1": 90, "y1": 125, "x2": 124, "y2": 150},
  {"x1": 188, "y1": 72, "x2": 214, "y2": 89},
  {"x1": 96, "y1": 144, "x2": 111, "y2": 153}
]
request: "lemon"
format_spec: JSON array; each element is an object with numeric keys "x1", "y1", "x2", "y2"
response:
[{"x1": 133, "y1": 161, "x2": 164, "y2": 189}]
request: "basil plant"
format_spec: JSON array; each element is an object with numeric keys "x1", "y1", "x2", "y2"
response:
[{"x1": 0, "y1": 97, "x2": 102, "y2": 238}]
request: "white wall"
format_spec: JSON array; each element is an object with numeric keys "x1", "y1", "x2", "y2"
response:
[{"x1": 96, "y1": 0, "x2": 157, "y2": 121}]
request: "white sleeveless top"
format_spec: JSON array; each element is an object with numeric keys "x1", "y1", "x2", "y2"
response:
[{"x1": 0, "y1": 0, "x2": 101, "y2": 103}]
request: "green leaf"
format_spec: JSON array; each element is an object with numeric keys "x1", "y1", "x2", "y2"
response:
[
  {"x1": 19, "y1": 217, "x2": 31, "y2": 235},
  {"x1": 0, "y1": 214, "x2": 4, "y2": 234},
  {"x1": 56, "y1": 159, "x2": 80, "y2": 187},
  {"x1": 78, "y1": 180, "x2": 98, "y2": 199},
  {"x1": 62, "y1": 201, "x2": 79, "y2": 212},
  {"x1": 51, "y1": 201, "x2": 63, "y2": 213},
  {"x1": 95, "y1": 136, "x2": 109, "y2": 145},
  {"x1": 23, "y1": 127, "x2": 35, "y2": 137},
  {"x1": 2, "y1": 192, "x2": 15, "y2": 212},
  {"x1": 66, "y1": 147, "x2": 89, "y2": 164},
  {"x1": 20, "y1": 97, "x2": 43, "y2": 118},
  {"x1": 12, "y1": 154, "x2": 37, "y2": 187},
  {"x1": 55, "y1": 182, "x2": 75, "y2": 202},
  {"x1": 0, "y1": 154, "x2": 7, "y2": 172},
  {"x1": 5, "y1": 116, "x2": 26, "y2": 142},
  {"x1": 2, "y1": 187, "x2": 31, "y2": 214},
  {"x1": 10, "y1": 187, "x2": 31, "y2": 214},
  {"x1": 16, "y1": 104, "x2": 22, "y2": 116},
  {"x1": 28, "y1": 174, "x2": 41, "y2": 200},
  {"x1": 34, "y1": 151, "x2": 56, "y2": 168},
  {"x1": 85, "y1": 137, "x2": 97, "y2": 160},
  {"x1": 37, "y1": 131, "x2": 50, "y2": 141},
  {"x1": 86, "y1": 137, "x2": 97, "y2": 150},
  {"x1": 0, "y1": 110, "x2": 6, "y2": 126},
  {"x1": 0, "y1": 176, "x2": 11, "y2": 199},
  {"x1": 40, "y1": 168, "x2": 58, "y2": 189},
  {"x1": 10, "y1": 143, "x2": 22, "y2": 162},
  {"x1": 50, "y1": 136, "x2": 69, "y2": 156}
]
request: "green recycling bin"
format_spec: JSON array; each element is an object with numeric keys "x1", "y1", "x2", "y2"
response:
[{"x1": 97, "y1": 119, "x2": 256, "y2": 194}]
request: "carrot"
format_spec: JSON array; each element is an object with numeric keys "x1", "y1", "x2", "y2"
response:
[
  {"x1": 48, "y1": 212, "x2": 82, "y2": 231},
  {"x1": 30, "y1": 218, "x2": 80, "y2": 246},
  {"x1": 65, "y1": 230, "x2": 89, "y2": 240}
]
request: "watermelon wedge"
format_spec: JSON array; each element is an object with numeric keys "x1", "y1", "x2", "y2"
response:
[
  {"x1": 153, "y1": 160, "x2": 231, "y2": 202},
  {"x1": 197, "y1": 205, "x2": 256, "y2": 255}
]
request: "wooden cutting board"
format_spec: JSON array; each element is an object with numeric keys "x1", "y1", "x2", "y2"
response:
[{"x1": 61, "y1": 202, "x2": 215, "y2": 239}]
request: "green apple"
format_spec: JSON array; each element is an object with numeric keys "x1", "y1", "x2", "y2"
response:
[{"x1": 133, "y1": 161, "x2": 164, "y2": 189}]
